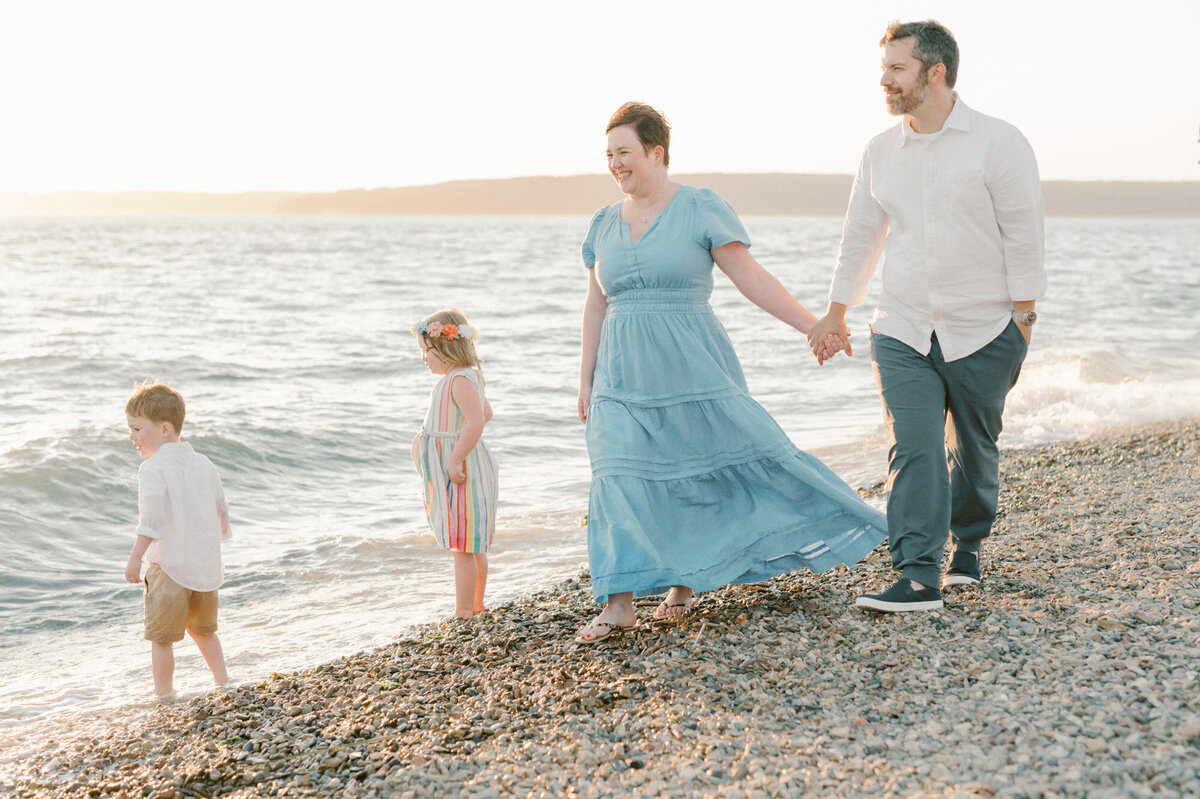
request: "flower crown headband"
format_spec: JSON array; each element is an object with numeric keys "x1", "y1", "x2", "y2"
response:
[{"x1": 413, "y1": 320, "x2": 476, "y2": 341}]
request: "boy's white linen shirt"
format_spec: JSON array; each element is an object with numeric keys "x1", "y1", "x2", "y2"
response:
[
  {"x1": 830, "y1": 96, "x2": 1046, "y2": 362},
  {"x1": 136, "y1": 441, "x2": 231, "y2": 592}
]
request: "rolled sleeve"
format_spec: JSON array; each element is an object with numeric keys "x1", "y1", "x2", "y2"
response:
[
  {"x1": 136, "y1": 465, "x2": 167, "y2": 539},
  {"x1": 990, "y1": 129, "x2": 1046, "y2": 301},
  {"x1": 830, "y1": 151, "x2": 888, "y2": 306}
]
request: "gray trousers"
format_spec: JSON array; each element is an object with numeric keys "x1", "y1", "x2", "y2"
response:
[{"x1": 870, "y1": 322, "x2": 1028, "y2": 588}]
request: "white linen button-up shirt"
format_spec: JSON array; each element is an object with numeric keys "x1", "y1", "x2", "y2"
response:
[
  {"x1": 830, "y1": 96, "x2": 1046, "y2": 362},
  {"x1": 136, "y1": 441, "x2": 231, "y2": 592}
]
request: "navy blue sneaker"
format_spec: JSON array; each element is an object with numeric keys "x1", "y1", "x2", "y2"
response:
[
  {"x1": 855, "y1": 578, "x2": 944, "y2": 612},
  {"x1": 943, "y1": 550, "x2": 981, "y2": 587}
]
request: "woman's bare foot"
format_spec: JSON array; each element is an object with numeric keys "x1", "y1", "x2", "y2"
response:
[
  {"x1": 575, "y1": 602, "x2": 637, "y2": 644},
  {"x1": 654, "y1": 586, "x2": 695, "y2": 618},
  {"x1": 575, "y1": 617, "x2": 636, "y2": 644}
]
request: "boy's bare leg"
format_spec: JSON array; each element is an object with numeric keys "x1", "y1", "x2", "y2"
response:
[
  {"x1": 473, "y1": 553, "x2": 488, "y2": 613},
  {"x1": 188, "y1": 630, "x2": 229, "y2": 687},
  {"x1": 451, "y1": 552, "x2": 477, "y2": 618},
  {"x1": 151, "y1": 642, "x2": 175, "y2": 696}
]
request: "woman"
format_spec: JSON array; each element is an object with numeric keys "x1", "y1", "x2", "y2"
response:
[{"x1": 575, "y1": 102, "x2": 887, "y2": 643}]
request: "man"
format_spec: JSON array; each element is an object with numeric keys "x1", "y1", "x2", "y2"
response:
[{"x1": 808, "y1": 20, "x2": 1045, "y2": 612}]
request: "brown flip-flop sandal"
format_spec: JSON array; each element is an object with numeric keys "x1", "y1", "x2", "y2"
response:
[
  {"x1": 574, "y1": 620, "x2": 637, "y2": 644},
  {"x1": 653, "y1": 597, "x2": 695, "y2": 619}
]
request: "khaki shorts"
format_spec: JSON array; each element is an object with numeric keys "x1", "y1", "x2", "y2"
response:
[{"x1": 144, "y1": 563, "x2": 219, "y2": 643}]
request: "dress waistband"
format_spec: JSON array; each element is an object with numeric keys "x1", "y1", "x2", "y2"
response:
[
  {"x1": 606, "y1": 288, "x2": 711, "y2": 311},
  {"x1": 420, "y1": 429, "x2": 457, "y2": 439}
]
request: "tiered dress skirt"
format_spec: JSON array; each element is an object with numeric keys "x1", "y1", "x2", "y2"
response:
[{"x1": 585, "y1": 287, "x2": 886, "y2": 602}]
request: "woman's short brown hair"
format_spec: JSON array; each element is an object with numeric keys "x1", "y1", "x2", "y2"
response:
[
  {"x1": 411, "y1": 308, "x2": 481, "y2": 369},
  {"x1": 606, "y1": 102, "x2": 671, "y2": 167},
  {"x1": 125, "y1": 382, "x2": 186, "y2": 434}
]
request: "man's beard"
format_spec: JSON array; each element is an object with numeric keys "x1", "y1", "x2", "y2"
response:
[{"x1": 886, "y1": 73, "x2": 930, "y2": 115}]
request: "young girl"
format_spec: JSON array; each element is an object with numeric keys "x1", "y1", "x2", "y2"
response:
[{"x1": 410, "y1": 309, "x2": 498, "y2": 619}]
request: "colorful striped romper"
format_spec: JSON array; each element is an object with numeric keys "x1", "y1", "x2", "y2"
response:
[{"x1": 411, "y1": 367, "x2": 498, "y2": 553}]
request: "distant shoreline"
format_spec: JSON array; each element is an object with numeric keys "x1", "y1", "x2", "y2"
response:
[{"x1": 2, "y1": 174, "x2": 1199, "y2": 217}]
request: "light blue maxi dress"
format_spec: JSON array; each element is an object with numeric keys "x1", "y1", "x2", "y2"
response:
[{"x1": 582, "y1": 185, "x2": 887, "y2": 603}]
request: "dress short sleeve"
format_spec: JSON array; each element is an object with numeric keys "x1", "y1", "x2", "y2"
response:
[
  {"x1": 694, "y1": 188, "x2": 751, "y2": 251},
  {"x1": 581, "y1": 207, "x2": 608, "y2": 268}
]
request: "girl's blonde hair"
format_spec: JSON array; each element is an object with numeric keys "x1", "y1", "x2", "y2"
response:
[{"x1": 410, "y1": 308, "x2": 481, "y2": 369}]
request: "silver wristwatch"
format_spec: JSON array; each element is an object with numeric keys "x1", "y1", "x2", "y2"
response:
[{"x1": 1012, "y1": 310, "x2": 1038, "y2": 326}]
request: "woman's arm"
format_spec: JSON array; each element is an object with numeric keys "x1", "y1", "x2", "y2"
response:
[
  {"x1": 448, "y1": 375, "x2": 487, "y2": 484},
  {"x1": 578, "y1": 267, "x2": 608, "y2": 422},
  {"x1": 714, "y1": 241, "x2": 845, "y2": 363},
  {"x1": 712, "y1": 241, "x2": 823, "y2": 335}
]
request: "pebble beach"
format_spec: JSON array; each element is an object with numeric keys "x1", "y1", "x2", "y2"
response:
[{"x1": 4, "y1": 419, "x2": 1199, "y2": 799}]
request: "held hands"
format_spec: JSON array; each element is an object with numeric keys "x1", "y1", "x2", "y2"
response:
[
  {"x1": 125, "y1": 555, "x2": 142, "y2": 584},
  {"x1": 807, "y1": 312, "x2": 854, "y2": 365},
  {"x1": 815, "y1": 333, "x2": 847, "y2": 363}
]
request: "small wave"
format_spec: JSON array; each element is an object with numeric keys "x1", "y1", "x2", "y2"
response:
[
  {"x1": 1074, "y1": 350, "x2": 1143, "y2": 385},
  {"x1": 1005, "y1": 349, "x2": 1200, "y2": 446},
  {"x1": 1, "y1": 213, "x2": 1195, "y2": 742}
]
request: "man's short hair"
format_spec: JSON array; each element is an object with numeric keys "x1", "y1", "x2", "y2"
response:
[
  {"x1": 881, "y1": 20, "x2": 959, "y2": 89},
  {"x1": 125, "y1": 382, "x2": 185, "y2": 434}
]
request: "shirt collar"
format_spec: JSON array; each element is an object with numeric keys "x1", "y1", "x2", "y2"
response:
[
  {"x1": 154, "y1": 441, "x2": 192, "y2": 456},
  {"x1": 900, "y1": 92, "x2": 970, "y2": 146}
]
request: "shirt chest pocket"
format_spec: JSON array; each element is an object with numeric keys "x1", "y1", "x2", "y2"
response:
[{"x1": 938, "y1": 169, "x2": 991, "y2": 213}]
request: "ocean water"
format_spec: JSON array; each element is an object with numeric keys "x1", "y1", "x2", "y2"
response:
[{"x1": 1, "y1": 214, "x2": 1197, "y2": 749}]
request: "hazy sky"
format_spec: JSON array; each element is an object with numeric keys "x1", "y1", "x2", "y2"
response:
[{"x1": 2, "y1": 0, "x2": 1196, "y2": 193}]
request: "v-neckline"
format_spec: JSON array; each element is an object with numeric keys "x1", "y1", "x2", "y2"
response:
[{"x1": 622, "y1": 185, "x2": 682, "y2": 245}]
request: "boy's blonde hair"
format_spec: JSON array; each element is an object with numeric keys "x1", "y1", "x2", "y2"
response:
[
  {"x1": 411, "y1": 308, "x2": 481, "y2": 369},
  {"x1": 125, "y1": 381, "x2": 186, "y2": 434}
]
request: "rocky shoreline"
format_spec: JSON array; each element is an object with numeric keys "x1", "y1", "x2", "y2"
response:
[{"x1": 4, "y1": 420, "x2": 1199, "y2": 798}]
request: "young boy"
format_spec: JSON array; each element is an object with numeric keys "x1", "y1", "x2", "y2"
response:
[{"x1": 124, "y1": 382, "x2": 232, "y2": 697}]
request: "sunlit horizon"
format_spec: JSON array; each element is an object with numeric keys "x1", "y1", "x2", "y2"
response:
[
  {"x1": 1, "y1": 0, "x2": 1197, "y2": 194},
  {"x1": 2, "y1": 169, "x2": 1198, "y2": 200}
]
